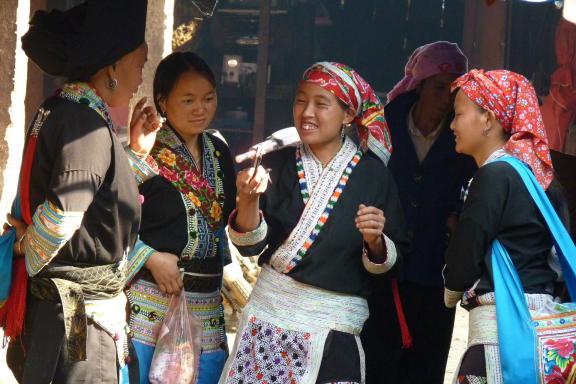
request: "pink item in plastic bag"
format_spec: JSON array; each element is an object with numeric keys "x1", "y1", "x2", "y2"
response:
[{"x1": 149, "y1": 290, "x2": 202, "y2": 384}]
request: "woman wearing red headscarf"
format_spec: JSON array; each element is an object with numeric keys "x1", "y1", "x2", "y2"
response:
[
  {"x1": 444, "y1": 69, "x2": 569, "y2": 384},
  {"x1": 219, "y1": 62, "x2": 408, "y2": 383}
]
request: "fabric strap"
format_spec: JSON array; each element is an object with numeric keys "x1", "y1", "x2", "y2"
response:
[
  {"x1": 491, "y1": 156, "x2": 576, "y2": 384},
  {"x1": 0, "y1": 108, "x2": 50, "y2": 338},
  {"x1": 0, "y1": 196, "x2": 21, "y2": 306}
]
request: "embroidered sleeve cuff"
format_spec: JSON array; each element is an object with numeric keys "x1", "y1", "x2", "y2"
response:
[
  {"x1": 25, "y1": 200, "x2": 84, "y2": 276},
  {"x1": 362, "y1": 234, "x2": 397, "y2": 274},
  {"x1": 126, "y1": 239, "x2": 155, "y2": 283},
  {"x1": 227, "y1": 209, "x2": 268, "y2": 247},
  {"x1": 125, "y1": 147, "x2": 159, "y2": 185},
  {"x1": 444, "y1": 288, "x2": 463, "y2": 308}
]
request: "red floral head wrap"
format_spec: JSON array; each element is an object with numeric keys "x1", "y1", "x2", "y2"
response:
[
  {"x1": 451, "y1": 69, "x2": 554, "y2": 190},
  {"x1": 302, "y1": 62, "x2": 393, "y2": 164}
]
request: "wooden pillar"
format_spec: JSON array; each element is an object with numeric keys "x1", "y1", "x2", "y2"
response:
[
  {"x1": 462, "y1": 0, "x2": 507, "y2": 70},
  {"x1": 124, "y1": 0, "x2": 173, "y2": 141},
  {"x1": 253, "y1": 0, "x2": 271, "y2": 143},
  {"x1": 0, "y1": 0, "x2": 30, "y2": 219}
]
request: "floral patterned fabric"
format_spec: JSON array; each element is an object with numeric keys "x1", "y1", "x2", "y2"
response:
[
  {"x1": 302, "y1": 62, "x2": 393, "y2": 164},
  {"x1": 151, "y1": 126, "x2": 225, "y2": 230},
  {"x1": 536, "y1": 313, "x2": 576, "y2": 383},
  {"x1": 451, "y1": 69, "x2": 554, "y2": 190}
]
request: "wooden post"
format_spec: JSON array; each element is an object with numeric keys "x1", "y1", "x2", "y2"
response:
[
  {"x1": 0, "y1": 0, "x2": 30, "y2": 219},
  {"x1": 462, "y1": 0, "x2": 507, "y2": 70},
  {"x1": 253, "y1": 0, "x2": 271, "y2": 143}
]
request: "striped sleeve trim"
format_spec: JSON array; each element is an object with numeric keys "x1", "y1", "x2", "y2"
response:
[
  {"x1": 362, "y1": 234, "x2": 397, "y2": 274},
  {"x1": 126, "y1": 239, "x2": 155, "y2": 283},
  {"x1": 125, "y1": 148, "x2": 159, "y2": 185},
  {"x1": 25, "y1": 200, "x2": 84, "y2": 276},
  {"x1": 444, "y1": 288, "x2": 463, "y2": 308},
  {"x1": 227, "y1": 209, "x2": 268, "y2": 247}
]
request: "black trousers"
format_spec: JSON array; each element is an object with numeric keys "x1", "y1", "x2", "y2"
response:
[{"x1": 362, "y1": 281, "x2": 455, "y2": 384}]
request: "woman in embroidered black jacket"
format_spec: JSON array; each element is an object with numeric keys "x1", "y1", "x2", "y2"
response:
[
  {"x1": 219, "y1": 62, "x2": 408, "y2": 384},
  {"x1": 125, "y1": 52, "x2": 236, "y2": 384},
  {"x1": 3, "y1": 1, "x2": 157, "y2": 383}
]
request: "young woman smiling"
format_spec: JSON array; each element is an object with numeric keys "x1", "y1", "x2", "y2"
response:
[{"x1": 220, "y1": 62, "x2": 408, "y2": 384}]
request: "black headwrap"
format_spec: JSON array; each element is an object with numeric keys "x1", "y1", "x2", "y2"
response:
[{"x1": 22, "y1": 0, "x2": 147, "y2": 80}]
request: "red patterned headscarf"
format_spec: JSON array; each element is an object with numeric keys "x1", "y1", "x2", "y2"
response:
[
  {"x1": 302, "y1": 62, "x2": 393, "y2": 164},
  {"x1": 452, "y1": 69, "x2": 554, "y2": 189}
]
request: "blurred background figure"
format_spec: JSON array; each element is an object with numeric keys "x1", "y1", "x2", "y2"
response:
[{"x1": 362, "y1": 41, "x2": 475, "y2": 384}]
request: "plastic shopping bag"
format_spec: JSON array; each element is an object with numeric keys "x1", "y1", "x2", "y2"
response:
[{"x1": 149, "y1": 290, "x2": 203, "y2": 384}]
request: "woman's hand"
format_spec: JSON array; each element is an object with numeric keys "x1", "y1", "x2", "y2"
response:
[
  {"x1": 233, "y1": 166, "x2": 270, "y2": 232},
  {"x1": 355, "y1": 204, "x2": 386, "y2": 246},
  {"x1": 129, "y1": 97, "x2": 163, "y2": 157},
  {"x1": 236, "y1": 166, "x2": 269, "y2": 204},
  {"x1": 144, "y1": 252, "x2": 183, "y2": 294},
  {"x1": 4, "y1": 214, "x2": 28, "y2": 257}
]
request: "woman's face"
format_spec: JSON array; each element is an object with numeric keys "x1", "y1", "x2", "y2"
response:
[
  {"x1": 417, "y1": 73, "x2": 458, "y2": 121},
  {"x1": 108, "y1": 43, "x2": 148, "y2": 107},
  {"x1": 293, "y1": 82, "x2": 354, "y2": 147},
  {"x1": 160, "y1": 71, "x2": 217, "y2": 138},
  {"x1": 450, "y1": 90, "x2": 488, "y2": 156}
]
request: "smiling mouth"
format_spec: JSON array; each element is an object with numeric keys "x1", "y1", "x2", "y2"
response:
[{"x1": 301, "y1": 122, "x2": 318, "y2": 131}]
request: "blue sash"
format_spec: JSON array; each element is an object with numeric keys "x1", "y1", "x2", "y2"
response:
[
  {"x1": 492, "y1": 156, "x2": 576, "y2": 384},
  {"x1": 0, "y1": 194, "x2": 22, "y2": 305}
]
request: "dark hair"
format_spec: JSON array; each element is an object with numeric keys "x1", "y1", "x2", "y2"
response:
[
  {"x1": 336, "y1": 98, "x2": 349, "y2": 111},
  {"x1": 153, "y1": 51, "x2": 216, "y2": 115}
]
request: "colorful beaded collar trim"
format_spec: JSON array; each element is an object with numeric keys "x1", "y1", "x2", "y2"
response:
[
  {"x1": 293, "y1": 146, "x2": 362, "y2": 269},
  {"x1": 58, "y1": 82, "x2": 114, "y2": 130},
  {"x1": 270, "y1": 137, "x2": 362, "y2": 273}
]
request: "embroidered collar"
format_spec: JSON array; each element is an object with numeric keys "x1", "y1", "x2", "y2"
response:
[
  {"x1": 271, "y1": 136, "x2": 362, "y2": 273},
  {"x1": 483, "y1": 148, "x2": 509, "y2": 166},
  {"x1": 152, "y1": 126, "x2": 224, "y2": 230},
  {"x1": 58, "y1": 82, "x2": 114, "y2": 130}
]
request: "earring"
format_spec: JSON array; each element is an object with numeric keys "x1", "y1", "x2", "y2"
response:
[
  {"x1": 107, "y1": 77, "x2": 118, "y2": 91},
  {"x1": 341, "y1": 123, "x2": 351, "y2": 139},
  {"x1": 159, "y1": 110, "x2": 167, "y2": 124}
]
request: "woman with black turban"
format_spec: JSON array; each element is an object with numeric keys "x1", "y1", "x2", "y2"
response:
[{"x1": 1, "y1": 1, "x2": 160, "y2": 382}]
